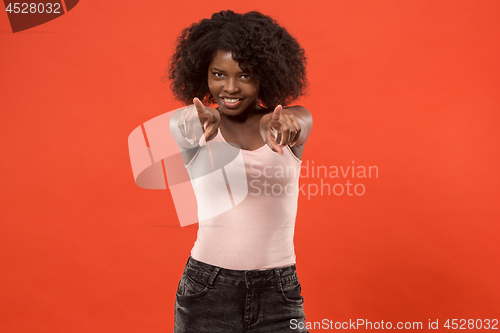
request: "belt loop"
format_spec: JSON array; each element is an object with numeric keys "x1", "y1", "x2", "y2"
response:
[
  {"x1": 184, "y1": 257, "x2": 191, "y2": 273},
  {"x1": 207, "y1": 267, "x2": 220, "y2": 287},
  {"x1": 274, "y1": 268, "x2": 283, "y2": 292}
]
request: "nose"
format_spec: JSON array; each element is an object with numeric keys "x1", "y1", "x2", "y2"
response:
[{"x1": 223, "y1": 77, "x2": 240, "y2": 94}]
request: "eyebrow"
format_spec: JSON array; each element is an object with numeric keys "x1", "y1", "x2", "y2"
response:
[{"x1": 210, "y1": 67, "x2": 247, "y2": 74}]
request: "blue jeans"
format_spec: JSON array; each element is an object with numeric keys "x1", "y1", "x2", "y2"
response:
[{"x1": 174, "y1": 257, "x2": 309, "y2": 333}]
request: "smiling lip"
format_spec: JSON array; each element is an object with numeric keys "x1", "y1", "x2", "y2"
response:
[{"x1": 220, "y1": 97, "x2": 243, "y2": 109}]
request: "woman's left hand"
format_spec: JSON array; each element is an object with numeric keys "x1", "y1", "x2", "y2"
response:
[{"x1": 259, "y1": 105, "x2": 302, "y2": 156}]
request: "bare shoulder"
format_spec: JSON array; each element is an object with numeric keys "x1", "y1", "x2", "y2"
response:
[{"x1": 286, "y1": 105, "x2": 312, "y2": 129}]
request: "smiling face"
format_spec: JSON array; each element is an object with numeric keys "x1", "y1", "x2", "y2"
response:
[{"x1": 207, "y1": 50, "x2": 260, "y2": 117}]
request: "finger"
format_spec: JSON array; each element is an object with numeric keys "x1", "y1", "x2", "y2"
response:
[
  {"x1": 276, "y1": 131, "x2": 282, "y2": 145},
  {"x1": 289, "y1": 116, "x2": 302, "y2": 146},
  {"x1": 188, "y1": 109, "x2": 199, "y2": 140},
  {"x1": 178, "y1": 108, "x2": 188, "y2": 139},
  {"x1": 186, "y1": 117, "x2": 193, "y2": 142},
  {"x1": 199, "y1": 133, "x2": 206, "y2": 146},
  {"x1": 194, "y1": 97, "x2": 212, "y2": 133},
  {"x1": 193, "y1": 97, "x2": 206, "y2": 115},
  {"x1": 265, "y1": 131, "x2": 284, "y2": 156},
  {"x1": 279, "y1": 115, "x2": 293, "y2": 146},
  {"x1": 178, "y1": 118, "x2": 186, "y2": 139},
  {"x1": 285, "y1": 115, "x2": 300, "y2": 146},
  {"x1": 290, "y1": 131, "x2": 300, "y2": 147},
  {"x1": 204, "y1": 123, "x2": 218, "y2": 142},
  {"x1": 271, "y1": 105, "x2": 282, "y2": 121}
]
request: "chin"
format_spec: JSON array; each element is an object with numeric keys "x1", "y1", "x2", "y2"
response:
[{"x1": 221, "y1": 109, "x2": 243, "y2": 116}]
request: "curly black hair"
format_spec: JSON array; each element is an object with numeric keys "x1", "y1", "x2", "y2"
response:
[{"x1": 165, "y1": 10, "x2": 307, "y2": 108}]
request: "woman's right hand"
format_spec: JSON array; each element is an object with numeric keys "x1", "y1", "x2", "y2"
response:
[
  {"x1": 177, "y1": 97, "x2": 220, "y2": 146},
  {"x1": 193, "y1": 97, "x2": 220, "y2": 145}
]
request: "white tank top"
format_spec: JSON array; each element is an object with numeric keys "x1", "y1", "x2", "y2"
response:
[{"x1": 186, "y1": 127, "x2": 302, "y2": 270}]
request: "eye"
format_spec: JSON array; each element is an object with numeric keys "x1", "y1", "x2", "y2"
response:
[
  {"x1": 239, "y1": 74, "x2": 251, "y2": 81},
  {"x1": 213, "y1": 72, "x2": 225, "y2": 78}
]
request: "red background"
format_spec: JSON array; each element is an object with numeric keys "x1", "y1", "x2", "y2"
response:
[{"x1": 1, "y1": 1, "x2": 499, "y2": 332}]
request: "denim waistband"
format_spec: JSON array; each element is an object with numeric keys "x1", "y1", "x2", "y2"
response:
[{"x1": 184, "y1": 256, "x2": 298, "y2": 290}]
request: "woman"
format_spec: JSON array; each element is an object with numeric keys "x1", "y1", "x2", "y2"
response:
[{"x1": 167, "y1": 10, "x2": 312, "y2": 332}]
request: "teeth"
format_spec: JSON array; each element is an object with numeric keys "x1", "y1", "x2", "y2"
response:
[{"x1": 224, "y1": 98, "x2": 240, "y2": 103}]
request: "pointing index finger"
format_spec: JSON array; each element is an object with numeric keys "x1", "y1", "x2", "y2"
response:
[
  {"x1": 193, "y1": 97, "x2": 206, "y2": 114},
  {"x1": 271, "y1": 105, "x2": 282, "y2": 121}
]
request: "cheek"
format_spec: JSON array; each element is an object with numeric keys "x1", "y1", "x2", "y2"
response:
[
  {"x1": 252, "y1": 86, "x2": 260, "y2": 99},
  {"x1": 207, "y1": 80, "x2": 217, "y2": 95},
  {"x1": 252, "y1": 82, "x2": 260, "y2": 97}
]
